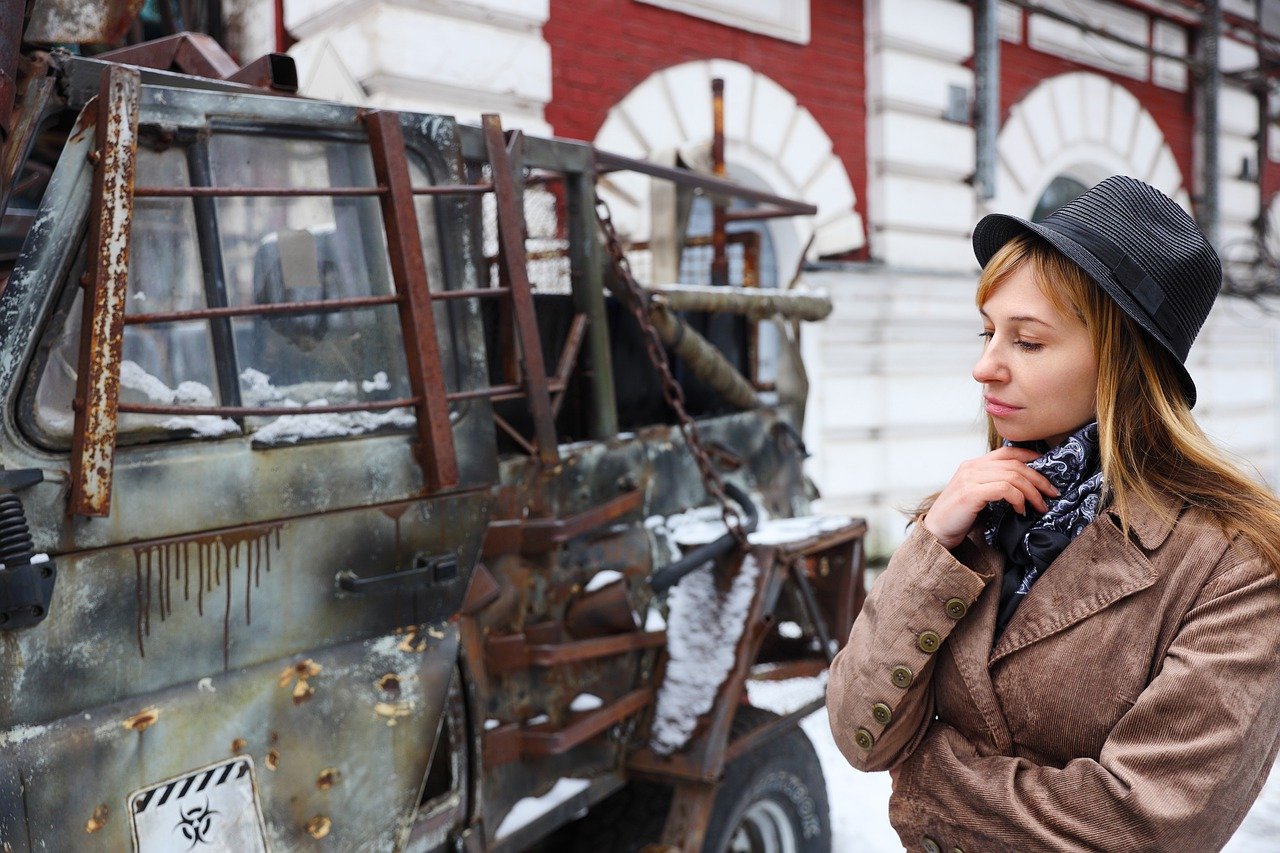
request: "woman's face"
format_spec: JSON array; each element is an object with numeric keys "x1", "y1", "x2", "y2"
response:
[{"x1": 974, "y1": 261, "x2": 1099, "y2": 447}]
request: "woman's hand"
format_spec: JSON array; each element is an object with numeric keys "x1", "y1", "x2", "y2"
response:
[{"x1": 922, "y1": 447, "x2": 1059, "y2": 549}]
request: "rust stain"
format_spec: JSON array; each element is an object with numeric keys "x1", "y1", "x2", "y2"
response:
[
  {"x1": 230, "y1": 738, "x2": 247, "y2": 754},
  {"x1": 132, "y1": 523, "x2": 283, "y2": 665},
  {"x1": 123, "y1": 706, "x2": 159, "y2": 732},
  {"x1": 396, "y1": 626, "x2": 427, "y2": 653},
  {"x1": 316, "y1": 767, "x2": 340, "y2": 790},
  {"x1": 279, "y1": 659, "x2": 322, "y2": 705},
  {"x1": 265, "y1": 749, "x2": 280, "y2": 771},
  {"x1": 305, "y1": 815, "x2": 332, "y2": 839},
  {"x1": 381, "y1": 503, "x2": 410, "y2": 564},
  {"x1": 374, "y1": 701, "x2": 411, "y2": 726},
  {"x1": 377, "y1": 673, "x2": 401, "y2": 693},
  {"x1": 84, "y1": 803, "x2": 108, "y2": 833}
]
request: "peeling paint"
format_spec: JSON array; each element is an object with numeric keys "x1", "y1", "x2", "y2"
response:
[
  {"x1": 84, "y1": 803, "x2": 108, "y2": 833},
  {"x1": 122, "y1": 706, "x2": 159, "y2": 732},
  {"x1": 305, "y1": 815, "x2": 331, "y2": 839},
  {"x1": 316, "y1": 768, "x2": 339, "y2": 790}
]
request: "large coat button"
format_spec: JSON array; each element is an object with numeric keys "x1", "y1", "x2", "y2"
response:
[
  {"x1": 922, "y1": 838, "x2": 942, "y2": 853},
  {"x1": 891, "y1": 665, "x2": 914, "y2": 688},
  {"x1": 854, "y1": 727, "x2": 875, "y2": 750},
  {"x1": 918, "y1": 630, "x2": 941, "y2": 653},
  {"x1": 945, "y1": 598, "x2": 967, "y2": 619},
  {"x1": 872, "y1": 702, "x2": 893, "y2": 725}
]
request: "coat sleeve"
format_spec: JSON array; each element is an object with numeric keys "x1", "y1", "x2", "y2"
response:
[
  {"x1": 891, "y1": 555, "x2": 1280, "y2": 853},
  {"x1": 827, "y1": 522, "x2": 991, "y2": 771}
]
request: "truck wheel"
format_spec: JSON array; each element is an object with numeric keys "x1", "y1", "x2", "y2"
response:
[{"x1": 566, "y1": 707, "x2": 830, "y2": 853}]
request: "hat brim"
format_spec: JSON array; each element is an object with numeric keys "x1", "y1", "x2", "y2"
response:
[{"x1": 972, "y1": 213, "x2": 1197, "y2": 407}]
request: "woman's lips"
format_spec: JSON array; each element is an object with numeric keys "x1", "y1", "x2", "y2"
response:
[{"x1": 984, "y1": 396, "x2": 1022, "y2": 416}]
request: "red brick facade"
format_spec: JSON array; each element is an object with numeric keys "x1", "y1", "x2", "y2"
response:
[{"x1": 545, "y1": 0, "x2": 867, "y2": 230}]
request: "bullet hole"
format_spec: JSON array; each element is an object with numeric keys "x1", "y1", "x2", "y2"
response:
[
  {"x1": 266, "y1": 749, "x2": 280, "y2": 771},
  {"x1": 279, "y1": 659, "x2": 322, "y2": 705},
  {"x1": 377, "y1": 674, "x2": 401, "y2": 693},
  {"x1": 85, "y1": 804, "x2": 108, "y2": 833},
  {"x1": 231, "y1": 738, "x2": 247, "y2": 754},
  {"x1": 305, "y1": 815, "x2": 331, "y2": 839},
  {"x1": 316, "y1": 767, "x2": 339, "y2": 790},
  {"x1": 123, "y1": 707, "x2": 159, "y2": 732}
]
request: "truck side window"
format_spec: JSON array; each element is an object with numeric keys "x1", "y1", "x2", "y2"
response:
[{"x1": 28, "y1": 128, "x2": 455, "y2": 447}]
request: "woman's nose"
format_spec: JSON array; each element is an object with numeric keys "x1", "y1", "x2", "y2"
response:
[{"x1": 972, "y1": 343, "x2": 1006, "y2": 384}]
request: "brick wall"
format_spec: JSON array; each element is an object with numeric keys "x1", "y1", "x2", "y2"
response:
[
  {"x1": 544, "y1": 0, "x2": 867, "y2": 240},
  {"x1": 1000, "y1": 34, "x2": 1197, "y2": 206}
]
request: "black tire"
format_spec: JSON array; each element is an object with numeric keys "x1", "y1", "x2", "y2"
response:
[{"x1": 566, "y1": 707, "x2": 831, "y2": 853}]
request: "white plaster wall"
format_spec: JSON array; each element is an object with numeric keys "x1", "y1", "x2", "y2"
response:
[{"x1": 284, "y1": 0, "x2": 552, "y2": 133}]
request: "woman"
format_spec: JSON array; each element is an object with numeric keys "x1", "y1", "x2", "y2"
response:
[{"x1": 828, "y1": 176, "x2": 1280, "y2": 852}]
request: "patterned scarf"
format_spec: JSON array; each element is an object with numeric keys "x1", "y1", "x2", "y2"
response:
[{"x1": 984, "y1": 422, "x2": 1104, "y2": 636}]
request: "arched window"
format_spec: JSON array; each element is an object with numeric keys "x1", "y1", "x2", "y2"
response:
[{"x1": 1032, "y1": 175, "x2": 1089, "y2": 221}]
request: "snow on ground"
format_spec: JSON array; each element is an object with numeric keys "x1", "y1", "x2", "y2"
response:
[{"x1": 799, "y1": 708, "x2": 1280, "y2": 852}]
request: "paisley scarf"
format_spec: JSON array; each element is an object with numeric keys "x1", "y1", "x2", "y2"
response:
[{"x1": 984, "y1": 422, "x2": 1104, "y2": 637}]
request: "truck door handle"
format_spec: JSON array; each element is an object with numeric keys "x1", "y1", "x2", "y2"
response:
[{"x1": 336, "y1": 553, "x2": 459, "y2": 594}]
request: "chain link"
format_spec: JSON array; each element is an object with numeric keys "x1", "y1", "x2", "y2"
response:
[{"x1": 595, "y1": 197, "x2": 747, "y2": 545}]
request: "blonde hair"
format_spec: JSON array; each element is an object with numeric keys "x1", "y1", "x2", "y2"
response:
[{"x1": 954, "y1": 234, "x2": 1280, "y2": 575}]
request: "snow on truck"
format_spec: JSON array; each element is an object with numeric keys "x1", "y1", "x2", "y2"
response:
[{"x1": 0, "y1": 3, "x2": 866, "y2": 851}]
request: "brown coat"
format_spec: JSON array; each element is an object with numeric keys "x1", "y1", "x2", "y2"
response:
[{"x1": 828, "y1": 497, "x2": 1280, "y2": 852}]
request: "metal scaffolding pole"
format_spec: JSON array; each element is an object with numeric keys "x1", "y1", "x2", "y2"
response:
[
  {"x1": 974, "y1": 0, "x2": 1000, "y2": 201},
  {"x1": 1197, "y1": 0, "x2": 1222, "y2": 247}
]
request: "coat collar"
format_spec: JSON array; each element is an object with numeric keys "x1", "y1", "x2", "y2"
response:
[{"x1": 987, "y1": 494, "x2": 1180, "y2": 664}]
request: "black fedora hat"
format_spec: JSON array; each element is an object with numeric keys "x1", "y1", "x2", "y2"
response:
[{"x1": 972, "y1": 175, "x2": 1221, "y2": 407}]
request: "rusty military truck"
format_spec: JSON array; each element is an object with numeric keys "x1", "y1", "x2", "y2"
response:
[{"x1": 0, "y1": 3, "x2": 867, "y2": 851}]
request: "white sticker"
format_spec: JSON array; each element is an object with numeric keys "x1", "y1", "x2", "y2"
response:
[{"x1": 129, "y1": 756, "x2": 269, "y2": 852}]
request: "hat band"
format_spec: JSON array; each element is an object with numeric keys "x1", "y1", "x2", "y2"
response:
[{"x1": 1045, "y1": 217, "x2": 1174, "y2": 343}]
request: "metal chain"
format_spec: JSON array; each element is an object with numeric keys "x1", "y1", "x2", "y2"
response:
[{"x1": 595, "y1": 196, "x2": 747, "y2": 545}]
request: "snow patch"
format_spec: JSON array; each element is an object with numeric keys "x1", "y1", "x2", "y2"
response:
[
  {"x1": 650, "y1": 556, "x2": 760, "y2": 755},
  {"x1": 251, "y1": 406, "x2": 415, "y2": 445},
  {"x1": 361, "y1": 371, "x2": 390, "y2": 393},
  {"x1": 569, "y1": 693, "x2": 603, "y2": 712},
  {"x1": 584, "y1": 569, "x2": 624, "y2": 593},
  {"x1": 745, "y1": 672, "x2": 828, "y2": 716},
  {"x1": 644, "y1": 605, "x2": 667, "y2": 632},
  {"x1": 119, "y1": 361, "x2": 240, "y2": 437},
  {"x1": 484, "y1": 718, "x2": 502, "y2": 731},
  {"x1": 778, "y1": 620, "x2": 803, "y2": 639},
  {"x1": 494, "y1": 778, "x2": 591, "y2": 840}
]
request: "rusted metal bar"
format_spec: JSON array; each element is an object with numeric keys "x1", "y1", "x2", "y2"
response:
[
  {"x1": 485, "y1": 629, "x2": 666, "y2": 674},
  {"x1": 2, "y1": 73, "x2": 57, "y2": 221},
  {"x1": 483, "y1": 115, "x2": 559, "y2": 466},
  {"x1": 722, "y1": 206, "x2": 816, "y2": 223},
  {"x1": 123, "y1": 294, "x2": 401, "y2": 324},
  {"x1": 492, "y1": 412, "x2": 537, "y2": 457},
  {"x1": 445, "y1": 383, "x2": 523, "y2": 403},
  {"x1": 134, "y1": 185, "x2": 385, "y2": 198},
  {"x1": 649, "y1": 303, "x2": 759, "y2": 410},
  {"x1": 710, "y1": 77, "x2": 728, "y2": 288},
  {"x1": 485, "y1": 378, "x2": 566, "y2": 404},
  {"x1": 98, "y1": 32, "x2": 241, "y2": 79},
  {"x1": 748, "y1": 658, "x2": 828, "y2": 682},
  {"x1": 411, "y1": 183, "x2": 492, "y2": 196},
  {"x1": 117, "y1": 399, "x2": 416, "y2": 417},
  {"x1": 550, "y1": 313, "x2": 588, "y2": 419},
  {"x1": 364, "y1": 109, "x2": 459, "y2": 491},
  {"x1": 660, "y1": 781, "x2": 718, "y2": 851},
  {"x1": 227, "y1": 54, "x2": 298, "y2": 93},
  {"x1": 722, "y1": 696, "x2": 827, "y2": 765},
  {"x1": 428, "y1": 286, "x2": 509, "y2": 301},
  {"x1": 788, "y1": 558, "x2": 837, "y2": 664},
  {"x1": 594, "y1": 150, "x2": 817, "y2": 217},
  {"x1": 522, "y1": 688, "x2": 653, "y2": 758},
  {"x1": 647, "y1": 284, "x2": 832, "y2": 322},
  {"x1": 482, "y1": 489, "x2": 643, "y2": 555},
  {"x1": 71, "y1": 66, "x2": 140, "y2": 517}
]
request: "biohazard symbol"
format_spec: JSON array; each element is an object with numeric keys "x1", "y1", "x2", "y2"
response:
[{"x1": 174, "y1": 799, "x2": 218, "y2": 848}]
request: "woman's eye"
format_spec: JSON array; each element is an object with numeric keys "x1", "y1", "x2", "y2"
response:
[
  {"x1": 1015, "y1": 340, "x2": 1043, "y2": 352},
  {"x1": 978, "y1": 331, "x2": 994, "y2": 342}
]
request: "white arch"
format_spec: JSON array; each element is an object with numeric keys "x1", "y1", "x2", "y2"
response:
[
  {"x1": 593, "y1": 59, "x2": 864, "y2": 278},
  {"x1": 990, "y1": 72, "x2": 1191, "y2": 219}
]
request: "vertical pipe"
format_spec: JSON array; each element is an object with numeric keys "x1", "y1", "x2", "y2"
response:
[
  {"x1": 710, "y1": 77, "x2": 729, "y2": 287},
  {"x1": 566, "y1": 160, "x2": 618, "y2": 439},
  {"x1": 973, "y1": 0, "x2": 1000, "y2": 201},
  {"x1": 1198, "y1": 0, "x2": 1221, "y2": 247}
]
